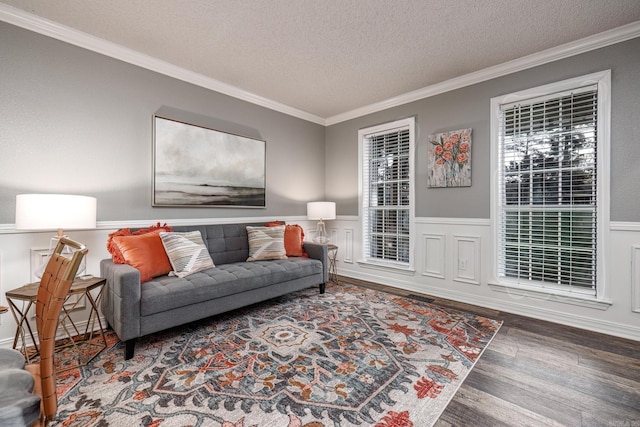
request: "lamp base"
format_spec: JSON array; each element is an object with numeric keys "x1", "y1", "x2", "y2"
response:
[{"x1": 312, "y1": 219, "x2": 330, "y2": 244}]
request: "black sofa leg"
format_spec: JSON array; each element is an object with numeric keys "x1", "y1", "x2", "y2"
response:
[
  {"x1": 319, "y1": 283, "x2": 326, "y2": 294},
  {"x1": 124, "y1": 339, "x2": 136, "y2": 360}
]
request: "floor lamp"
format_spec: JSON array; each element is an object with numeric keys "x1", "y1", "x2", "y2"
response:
[{"x1": 15, "y1": 194, "x2": 97, "y2": 278}]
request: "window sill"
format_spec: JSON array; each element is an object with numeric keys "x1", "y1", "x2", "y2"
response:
[
  {"x1": 357, "y1": 260, "x2": 415, "y2": 275},
  {"x1": 488, "y1": 281, "x2": 612, "y2": 311}
]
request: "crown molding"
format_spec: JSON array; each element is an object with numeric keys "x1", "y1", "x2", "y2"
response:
[
  {"x1": 0, "y1": 4, "x2": 326, "y2": 126},
  {"x1": 2, "y1": 4, "x2": 638, "y2": 128},
  {"x1": 325, "y1": 21, "x2": 640, "y2": 125}
]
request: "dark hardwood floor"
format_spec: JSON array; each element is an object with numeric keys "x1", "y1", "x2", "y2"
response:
[{"x1": 341, "y1": 277, "x2": 640, "y2": 427}]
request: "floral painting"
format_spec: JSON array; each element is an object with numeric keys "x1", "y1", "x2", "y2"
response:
[{"x1": 428, "y1": 128, "x2": 472, "y2": 188}]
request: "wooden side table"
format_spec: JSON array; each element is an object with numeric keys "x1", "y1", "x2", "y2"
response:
[
  {"x1": 5, "y1": 276, "x2": 108, "y2": 365},
  {"x1": 327, "y1": 244, "x2": 339, "y2": 284}
]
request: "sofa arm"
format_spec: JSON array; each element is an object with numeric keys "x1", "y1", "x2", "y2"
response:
[
  {"x1": 303, "y1": 242, "x2": 329, "y2": 283},
  {"x1": 100, "y1": 259, "x2": 142, "y2": 342}
]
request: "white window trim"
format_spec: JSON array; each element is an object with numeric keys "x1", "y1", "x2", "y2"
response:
[
  {"x1": 358, "y1": 117, "x2": 416, "y2": 271},
  {"x1": 489, "y1": 70, "x2": 611, "y2": 303}
]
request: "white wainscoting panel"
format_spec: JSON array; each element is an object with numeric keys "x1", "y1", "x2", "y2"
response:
[
  {"x1": 0, "y1": 250, "x2": 3, "y2": 327},
  {"x1": 311, "y1": 217, "x2": 640, "y2": 341},
  {"x1": 343, "y1": 228, "x2": 354, "y2": 263},
  {"x1": 6, "y1": 218, "x2": 639, "y2": 344},
  {"x1": 30, "y1": 248, "x2": 49, "y2": 282},
  {"x1": 422, "y1": 233, "x2": 445, "y2": 279},
  {"x1": 330, "y1": 228, "x2": 338, "y2": 246},
  {"x1": 452, "y1": 235, "x2": 481, "y2": 285},
  {"x1": 633, "y1": 245, "x2": 640, "y2": 313}
]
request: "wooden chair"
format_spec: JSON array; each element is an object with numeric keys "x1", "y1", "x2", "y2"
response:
[{"x1": 25, "y1": 237, "x2": 88, "y2": 426}]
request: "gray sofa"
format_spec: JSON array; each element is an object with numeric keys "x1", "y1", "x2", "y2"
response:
[{"x1": 100, "y1": 223, "x2": 328, "y2": 360}]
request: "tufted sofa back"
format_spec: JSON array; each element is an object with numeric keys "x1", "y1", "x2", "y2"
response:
[{"x1": 172, "y1": 223, "x2": 268, "y2": 266}]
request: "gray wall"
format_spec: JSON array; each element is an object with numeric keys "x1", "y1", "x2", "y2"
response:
[
  {"x1": 0, "y1": 22, "x2": 326, "y2": 223},
  {"x1": 326, "y1": 37, "x2": 640, "y2": 222},
  {"x1": 2, "y1": 21, "x2": 638, "y2": 224}
]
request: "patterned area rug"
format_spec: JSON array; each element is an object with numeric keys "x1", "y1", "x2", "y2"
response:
[{"x1": 53, "y1": 284, "x2": 501, "y2": 426}]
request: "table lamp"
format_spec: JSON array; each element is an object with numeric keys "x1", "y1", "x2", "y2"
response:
[
  {"x1": 307, "y1": 201, "x2": 335, "y2": 244},
  {"x1": 15, "y1": 194, "x2": 97, "y2": 277}
]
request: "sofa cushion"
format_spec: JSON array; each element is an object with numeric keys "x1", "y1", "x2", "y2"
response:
[
  {"x1": 160, "y1": 231, "x2": 215, "y2": 277},
  {"x1": 139, "y1": 258, "x2": 321, "y2": 316},
  {"x1": 246, "y1": 226, "x2": 287, "y2": 261},
  {"x1": 111, "y1": 231, "x2": 172, "y2": 283}
]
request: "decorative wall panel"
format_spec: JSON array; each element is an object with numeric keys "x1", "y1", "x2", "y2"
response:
[
  {"x1": 343, "y1": 228, "x2": 353, "y2": 263},
  {"x1": 422, "y1": 233, "x2": 445, "y2": 279},
  {"x1": 453, "y1": 235, "x2": 480, "y2": 285},
  {"x1": 633, "y1": 245, "x2": 640, "y2": 313}
]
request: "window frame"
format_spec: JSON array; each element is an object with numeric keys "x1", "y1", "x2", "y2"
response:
[
  {"x1": 358, "y1": 117, "x2": 416, "y2": 271},
  {"x1": 490, "y1": 71, "x2": 611, "y2": 303}
]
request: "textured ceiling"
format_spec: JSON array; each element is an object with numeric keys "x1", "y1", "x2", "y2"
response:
[{"x1": 3, "y1": 0, "x2": 640, "y2": 120}]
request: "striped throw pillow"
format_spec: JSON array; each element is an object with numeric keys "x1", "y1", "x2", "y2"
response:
[
  {"x1": 159, "y1": 231, "x2": 215, "y2": 277},
  {"x1": 246, "y1": 226, "x2": 288, "y2": 261}
]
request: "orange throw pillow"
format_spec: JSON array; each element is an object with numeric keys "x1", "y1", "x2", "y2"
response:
[
  {"x1": 266, "y1": 222, "x2": 307, "y2": 258},
  {"x1": 111, "y1": 230, "x2": 172, "y2": 283},
  {"x1": 107, "y1": 223, "x2": 173, "y2": 264},
  {"x1": 106, "y1": 228, "x2": 132, "y2": 264}
]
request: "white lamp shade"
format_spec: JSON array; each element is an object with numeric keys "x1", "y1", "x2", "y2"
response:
[
  {"x1": 15, "y1": 194, "x2": 97, "y2": 231},
  {"x1": 307, "y1": 201, "x2": 336, "y2": 220}
]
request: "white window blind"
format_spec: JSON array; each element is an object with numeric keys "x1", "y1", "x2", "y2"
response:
[
  {"x1": 361, "y1": 118, "x2": 414, "y2": 267},
  {"x1": 497, "y1": 85, "x2": 598, "y2": 293}
]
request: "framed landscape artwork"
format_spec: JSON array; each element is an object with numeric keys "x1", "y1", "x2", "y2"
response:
[
  {"x1": 153, "y1": 116, "x2": 266, "y2": 207},
  {"x1": 428, "y1": 128, "x2": 472, "y2": 188}
]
